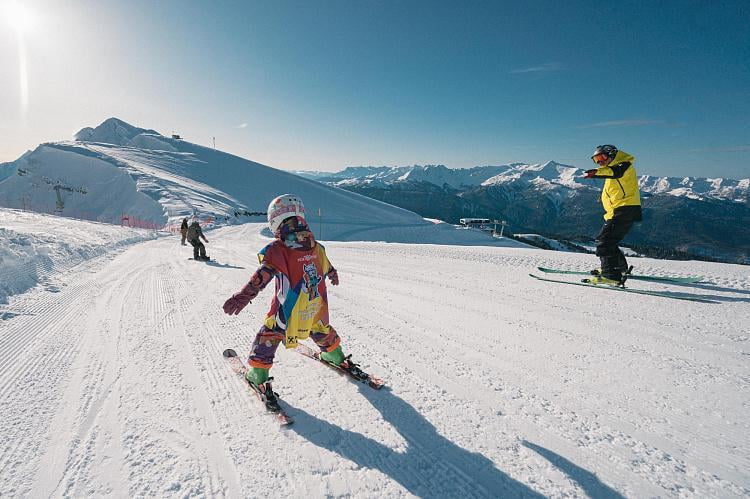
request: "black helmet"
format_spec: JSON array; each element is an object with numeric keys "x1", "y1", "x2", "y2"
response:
[{"x1": 591, "y1": 144, "x2": 618, "y2": 161}]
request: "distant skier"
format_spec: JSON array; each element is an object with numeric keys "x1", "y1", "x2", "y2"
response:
[
  {"x1": 221, "y1": 194, "x2": 358, "y2": 400},
  {"x1": 180, "y1": 218, "x2": 189, "y2": 246},
  {"x1": 584, "y1": 145, "x2": 642, "y2": 284},
  {"x1": 187, "y1": 218, "x2": 209, "y2": 261}
]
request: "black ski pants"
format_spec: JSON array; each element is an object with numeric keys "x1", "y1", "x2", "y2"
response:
[
  {"x1": 189, "y1": 239, "x2": 206, "y2": 259},
  {"x1": 595, "y1": 218, "x2": 634, "y2": 278}
]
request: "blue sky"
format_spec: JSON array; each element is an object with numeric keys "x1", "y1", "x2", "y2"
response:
[{"x1": 1, "y1": 0, "x2": 748, "y2": 178}]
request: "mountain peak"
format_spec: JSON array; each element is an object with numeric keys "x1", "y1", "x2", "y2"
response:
[{"x1": 74, "y1": 118, "x2": 161, "y2": 146}]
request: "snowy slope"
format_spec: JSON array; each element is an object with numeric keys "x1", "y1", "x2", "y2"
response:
[
  {"x1": 1, "y1": 217, "x2": 748, "y2": 497},
  {"x1": 0, "y1": 118, "x2": 529, "y2": 247}
]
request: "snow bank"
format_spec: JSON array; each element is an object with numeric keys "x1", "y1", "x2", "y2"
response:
[{"x1": 0, "y1": 208, "x2": 158, "y2": 305}]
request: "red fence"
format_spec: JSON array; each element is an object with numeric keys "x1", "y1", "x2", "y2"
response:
[{"x1": 120, "y1": 214, "x2": 168, "y2": 231}]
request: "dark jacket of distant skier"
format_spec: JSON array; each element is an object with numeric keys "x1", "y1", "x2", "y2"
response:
[
  {"x1": 588, "y1": 149, "x2": 642, "y2": 222},
  {"x1": 187, "y1": 220, "x2": 209, "y2": 260},
  {"x1": 187, "y1": 221, "x2": 207, "y2": 242},
  {"x1": 180, "y1": 218, "x2": 189, "y2": 245}
]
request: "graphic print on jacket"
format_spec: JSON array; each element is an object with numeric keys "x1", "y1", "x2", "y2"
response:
[
  {"x1": 303, "y1": 263, "x2": 322, "y2": 300},
  {"x1": 258, "y1": 241, "x2": 333, "y2": 348}
]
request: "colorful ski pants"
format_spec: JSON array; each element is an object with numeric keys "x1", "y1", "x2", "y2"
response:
[{"x1": 248, "y1": 325, "x2": 341, "y2": 369}]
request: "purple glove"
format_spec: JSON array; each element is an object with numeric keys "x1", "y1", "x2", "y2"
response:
[
  {"x1": 327, "y1": 268, "x2": 339, "y2": 286},
  {"x1": 222, "y1": 264, "x2": 275, "y2": 315},
  {"x1": 223, "y1": 293, "x2": 251, "y2": 315},
  {"x1": 584, "y1": 169, "x2": 598, "y2": 178}
]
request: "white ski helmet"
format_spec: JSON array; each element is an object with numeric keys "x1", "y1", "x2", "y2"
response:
[{"x1": 267, "y1": 194, "x2": 306, "y2": 234}]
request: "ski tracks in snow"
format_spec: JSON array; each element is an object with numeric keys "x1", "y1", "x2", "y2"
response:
[
  {"x1": 1, "y1": 224, "x2": 748, "y2": 497},
  {"x1": 0, "y1": 239, "x2": 241, "y2": 497},
  {"x1": 328, "y1": 240, "x2": 750, "y2": 497}
]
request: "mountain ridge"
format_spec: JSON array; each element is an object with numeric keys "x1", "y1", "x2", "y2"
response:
[
  {"x1": 296, "y1": 164, "x2": 750, "y2": 264},
  {"x1": 298, "y1": 163, "x2": 749, "y2": 203}
]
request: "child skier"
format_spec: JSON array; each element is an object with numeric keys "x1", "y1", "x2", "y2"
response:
[
  {"x1": 222, "y1": 194, "x2": 357, "y2": 401},
  {"x1": 584, "y1": 144, "x2": 642, "y2": 284}
]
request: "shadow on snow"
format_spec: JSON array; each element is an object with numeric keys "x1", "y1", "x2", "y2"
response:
[
  {"x1": 522, "y1": 440, "x2": 625, "y2": 499},
  {"x1": 290, "y1": 384, "x2": 545, "y2": 498}
]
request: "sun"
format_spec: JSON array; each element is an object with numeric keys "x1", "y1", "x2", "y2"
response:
[{"x1": 3, "y1": 0, "x2": 33, "y2": 33}]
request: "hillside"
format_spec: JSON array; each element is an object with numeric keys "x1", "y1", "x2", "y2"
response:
[{"x1": 0, "y1": 118, "x2": 525, "y2": 247}]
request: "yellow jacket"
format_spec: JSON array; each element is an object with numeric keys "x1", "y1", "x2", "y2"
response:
[{"x1": 591, "y1": 150, "x2": 642, "y2": 221}]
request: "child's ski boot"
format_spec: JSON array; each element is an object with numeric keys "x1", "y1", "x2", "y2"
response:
[
  {"x1": 320, "y1": 346, "x2": 345, "y2": 365},
  {"x1": 321, "y1": 347, "x2": 369, "y2": 382},
  {"x1": 245, "y1": 368, "x2": 282, "y2": 412}
]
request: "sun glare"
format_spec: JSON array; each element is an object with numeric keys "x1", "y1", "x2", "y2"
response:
[{"x1": 4, "y1": 1, "x2": 32, "y2": 32}]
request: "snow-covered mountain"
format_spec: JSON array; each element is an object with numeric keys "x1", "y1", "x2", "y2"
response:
[
  {"x1": 0, "y1": 118, "x2": 527, "y2": 247},
  {"x1": 298, "y1": 163, "x2": 750, "y2": 264},
  {"x1": 300, "y1": 164, "x2": 519, "y2": 190},
  {"x1": 306, "y1": 162, "x2": 750, "y2": 204},
  {"x1": 639, "y1": 175, "x2": 750, "y2": 203},
  {"x1": 73, "y1": 117, "x2": 162, "y2": 146}
]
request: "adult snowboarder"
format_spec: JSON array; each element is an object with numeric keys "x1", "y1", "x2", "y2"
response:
[
  {"x1": 221, "y1": 194, "x2": 358, "y2": 400},
  {"x1": 180, "y1": 218, "x2": 189, "y2": 246},
  {"x1": 583, "y1": 145, "x2": 642, "y2": 284},
  {"x1": 187, "y1": 218, "x2": 209, "y2": 261}
]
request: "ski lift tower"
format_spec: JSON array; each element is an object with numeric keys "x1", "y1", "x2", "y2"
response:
[{"x1": 492, "y1": 220, "x2": 509, "y2": 238}]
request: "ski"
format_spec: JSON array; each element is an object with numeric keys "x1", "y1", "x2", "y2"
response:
[
  {"x1": 529, "y1": 274, "x2": 716, "y2": 303},
  {"x1": 536, "y1": 267, "x2": 703, "y2": 283},
  {"x1": 295, "y1": 343, "x2": 385, "y2": 389},
  {"x1": 222, "y1": 349, "x2": 294, "y2": 426}
]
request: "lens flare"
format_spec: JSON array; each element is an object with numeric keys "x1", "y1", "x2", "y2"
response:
[
  {"x1": 4, "y1": 1, "x2": 32, "y2": 32},
  {"x1": 3, "y1": 1, "x2": 32, "y2": 119}
]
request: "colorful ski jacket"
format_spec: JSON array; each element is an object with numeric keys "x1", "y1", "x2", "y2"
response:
[
  {"x1": 258, "y1": 240, "x2": 334, "y2": 348},
  {"x1": 590, "y1": 150, "x2": 642, "y2": 221}
]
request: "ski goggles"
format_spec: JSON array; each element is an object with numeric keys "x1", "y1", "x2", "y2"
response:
[
  {"x1": 591, "y1": 153, "x2": 610, "y2": 165},
  {"x1": 278, "y1": 216, "x2": 310, "y2": 236}
]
